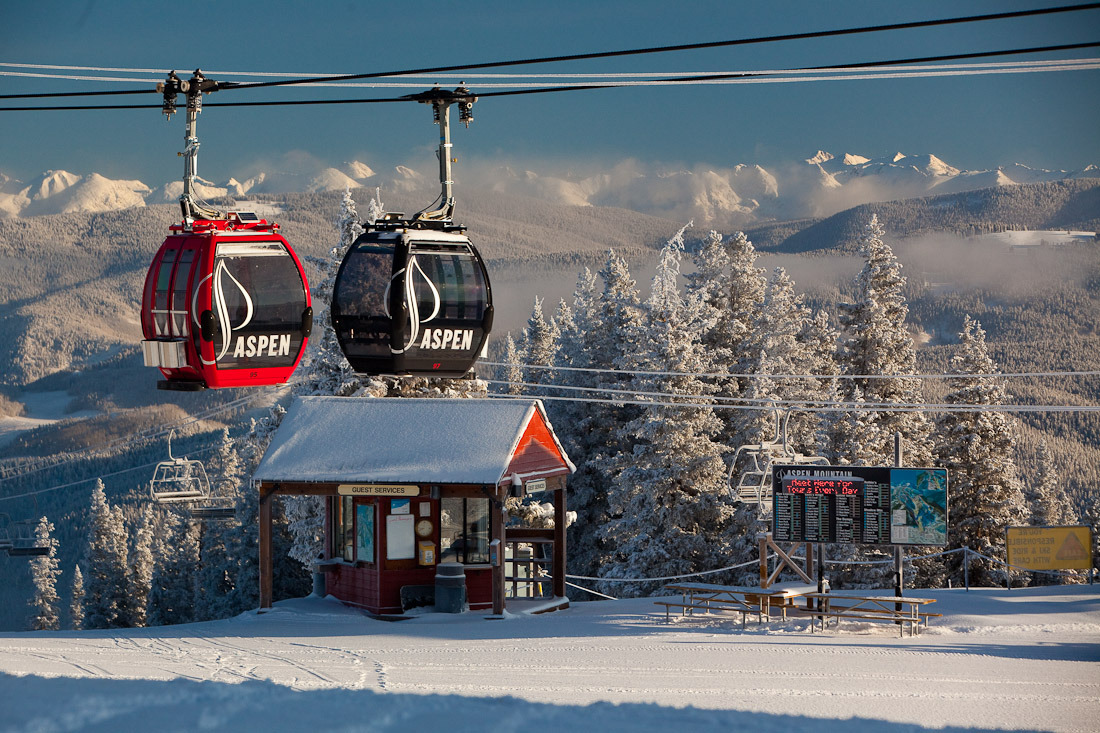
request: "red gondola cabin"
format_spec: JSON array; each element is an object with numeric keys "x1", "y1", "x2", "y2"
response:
[{"x1": 140, "y1": 213, "x2": 312, "y2": 390}]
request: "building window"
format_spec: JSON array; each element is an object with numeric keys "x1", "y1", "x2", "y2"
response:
[
  {"x1": 440, "y1": 497, "x2": 490, "y2": 564},
  {"x1": 332, "y1": 496, "x2": 355, "y2": 561}
]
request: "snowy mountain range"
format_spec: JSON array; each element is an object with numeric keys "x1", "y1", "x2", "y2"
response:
[{"x1": 1, "y1": 152, "x2": 1096, "y2": 225}]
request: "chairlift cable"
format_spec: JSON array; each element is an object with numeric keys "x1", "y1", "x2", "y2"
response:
[
  {"x1": 486, "y1": 390, "x2": 1100, "y2": 414},
  {"x1": 481, "y1": 360, "x2": 1100, "y2": 381}
]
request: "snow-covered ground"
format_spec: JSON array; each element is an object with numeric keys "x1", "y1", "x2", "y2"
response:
[
  {"x1": 0, "y1": 390, "x2": 99, "y2": 450},
  {"x1": 1, "y1": 584, "x2": 1097, "y2": 732},
  {"x1": 976, "y1": 230, "x2": 1096, "y2": 248}
]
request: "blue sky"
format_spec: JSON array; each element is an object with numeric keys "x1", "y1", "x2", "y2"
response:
[{"x1": 1, "y1": 0, "x2": 1098, "y2": 185}]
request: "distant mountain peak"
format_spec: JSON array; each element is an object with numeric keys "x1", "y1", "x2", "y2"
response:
[{"x1": 806, "y1": 150, "x2": 834, "y2": 165}]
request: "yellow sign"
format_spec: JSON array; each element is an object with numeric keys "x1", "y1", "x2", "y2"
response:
[
  {"x1": 338, "y1": 484, "x2": 420, "y2": 497},
  {"x1": 1006, "y1": 526, "x2": 1094, "y2": 571}
]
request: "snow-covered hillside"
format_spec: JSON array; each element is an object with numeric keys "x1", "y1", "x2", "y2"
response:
[
  {"x1": 1, "y1": 152, "x2": 1094, "y2": 225},
  {"x1": 0, "y1": 586, "x2": 1097, "y2": 732}
]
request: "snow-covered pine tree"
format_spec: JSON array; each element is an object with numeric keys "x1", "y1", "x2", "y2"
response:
[
  {"x1": 934, "y1": 316, "x2": 1028, "y2": 587},
  {"x1": 295, "y1": 186, "x2": 372, "y2": 397},
  {"x1": 497, "y1": 332, "x2": 526, "y2": 396},
  {"x1": 520, "y1": 296, "x2": 559, "y2": 386},
  {"x1": 194, "y1": 428, "x2": 247, "y2": 621},
  {"x1": 147, "y1": 512, "x2": 200, "y2": 626},
  {"x1": 126, "y1": 505, "x2": 155, "y2": 627},
  {"x1": 83, "y1": 480, "x2": 130, "y2": 629},
  {"x1": 28, "y1": 517, "x2": 61, "y2": 631},
  {"x1": 736, "y1": 267, "x2": 814, "y2": 456},
  {"x1": 563, "y1": 253, "x2": 644, "y2": 579},
  {"x1": 1027, "y1": 440, "x2": 1080, "y2": 585},
  {"x1": 722, "y1": 232, "x2": 770, "y2": 451},
  {"x1": 597, "y1": 226, "x2": 732, "y2": 596},
  {"x1": 69, "y1": 565, "x2": 85, "y2": 630},
  {"x1": 1029, "y1": 440, "x2": 1075, "y2": 528},
  {"x1": 837, "y1": 215, "x2": 933, "y2": 466}
]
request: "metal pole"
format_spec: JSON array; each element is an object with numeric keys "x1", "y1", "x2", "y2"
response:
[
  {"x1": 437, "y1": 101, "x2": 455, "y2": 218},
  {"x1": 894, "y1": 433, "x2": 904, "y2": 621}
]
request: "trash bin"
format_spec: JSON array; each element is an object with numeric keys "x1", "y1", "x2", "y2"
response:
[
  {"x1": 434, "y1": 562, "x2": 467, "y2": 613},
  {"x1": 310, "y1": 560, "x2": 326, "y2": 598}
]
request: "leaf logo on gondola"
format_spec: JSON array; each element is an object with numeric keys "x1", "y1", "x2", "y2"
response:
[
  {"x1": 193, "y1": 260, "x2": 254, "y2": 364},
  {"x1": 384, "y1": 255, "x2": 440, "y2": 354}
]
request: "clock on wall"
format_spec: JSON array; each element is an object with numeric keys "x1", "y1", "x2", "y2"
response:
[{"x1": 416, "y1": 519, "x2": 433, "y2": 538}]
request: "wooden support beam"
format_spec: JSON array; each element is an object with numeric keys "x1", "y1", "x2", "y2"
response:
[
  {"x1": 758, "y1": 532, "x2": 769, "y2": 587},
  {"x1": 554, "y1": 486, "x2": 567, "y2": 599},
  {"x1": 259, "y1": 485, "x2": 274, "y2": 610}
]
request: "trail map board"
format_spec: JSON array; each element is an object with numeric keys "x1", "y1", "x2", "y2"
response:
[{"x1": 772, "y1": 465, "x2": 948, "y2": 547}]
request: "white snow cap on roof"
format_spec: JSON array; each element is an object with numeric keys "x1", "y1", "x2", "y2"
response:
[{"x1": 254, "y1": 397, "x2": 573, "y2": 486}]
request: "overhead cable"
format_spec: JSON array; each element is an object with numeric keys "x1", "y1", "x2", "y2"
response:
[
  {"x1": 0, "y1": 1, "x2": 1096, "y2": 101},
  {"x1": 485, "y1": 388, "x2": 1100, "y2": 414},
  {"x1": 4, "y1": 43, "x2": 1098, "y2": 112},
  {"x1": 480, "y1": 360, "x2": 1100, "y2": 381}
]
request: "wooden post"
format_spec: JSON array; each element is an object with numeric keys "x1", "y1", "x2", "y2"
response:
[
  {"x1": 554, "y1": 486, "x2": 567, "y2": 599},
  {"x1": 259, "y1": 484, "x2": 274, "y2": 610},
  {"x1": 758, "y1": 532, "x2": 769, "y2": 587}
]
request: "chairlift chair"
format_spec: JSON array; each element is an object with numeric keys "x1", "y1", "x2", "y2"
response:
[
  {"x1": 728, "y1": 409, "x2": 828, "y2": 511},
  {"x1": 149, "y1": 430, "x2": 211, "y2": 504},
  {"x1": 0, "y1": 514, "x2": 50, "y2": 557},
  {"x1": 187, "y1": 480, "x2": 238, "y2": 521}
]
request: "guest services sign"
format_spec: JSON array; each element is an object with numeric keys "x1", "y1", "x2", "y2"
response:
[{"x1": 338, "y1": 484, "x2": 420, "y2": 497}]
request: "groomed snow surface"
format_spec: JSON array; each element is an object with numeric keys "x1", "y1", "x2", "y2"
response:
[{"x1": 1, "y1": 585, "x2": 1097, "y2": 732}]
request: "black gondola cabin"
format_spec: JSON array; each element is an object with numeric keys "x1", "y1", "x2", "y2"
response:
[{"x1": 332, "y1": 224, "x2": 492, "y2": 378}]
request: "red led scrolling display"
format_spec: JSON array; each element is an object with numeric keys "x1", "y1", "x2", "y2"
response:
[{"x1": 781, "y1": 477, "x2": 863, "y2": 495}]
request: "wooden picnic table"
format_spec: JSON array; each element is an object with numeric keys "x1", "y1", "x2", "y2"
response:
[
  {"x1": 804, "y1": 593, "x2": 938, "y2": 636},
  {"x1": 656, "y1": 582, "x2": 817, "y2": 627}
]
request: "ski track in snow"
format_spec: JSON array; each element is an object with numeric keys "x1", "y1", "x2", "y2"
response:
[{"x1": 0, "y1": 588, "x2": 1098, "y2": 732}]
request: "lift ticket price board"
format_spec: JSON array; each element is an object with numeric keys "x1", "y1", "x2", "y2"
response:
[{"x1": 772, "y1": 465, "x2": 949, "y2": 547}]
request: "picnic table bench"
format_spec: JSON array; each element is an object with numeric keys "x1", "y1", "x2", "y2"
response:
[
  {"x1": 803, "y1": 593, "x2": 938, "y2": 637},
  {"x1": 656, "y1": 582, "x2": 817, "y2": 628}
]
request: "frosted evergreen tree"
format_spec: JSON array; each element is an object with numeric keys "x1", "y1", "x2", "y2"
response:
[
  {"x1": 598, "y1": 226, "x2": 733, "y2": 596},
  {"x1": 497, "y1": 332, "x2": 526, "y2": 396},
  {"x1": 28, "y1": 517, "x2": 61, "y2": 631},
  {"x1": 820, "y1": 384, "x2": 876, "y2": 466},
  {"x1": 521, "y1": 296, "x2": 559, "y2": 385},
  {"x1": 126, "y1": 506, "x2": 155, "y2": 627},
  {"x1": 564, "y1": 252, "x2": 644, "y2": 579},
  {"x1": 837, "y1": 215, "x2": 933, "y2": 466},
  {"x1": 195, "y1": 429, "x2": 247, "y2": 620},
  {"x1": 84, "y1": 480, "x2": 130, "y2": 629},
  {"x1": 226, "y1": 405, "x2": 311, "y2": 612},
  {"x1": 296, "y1": 186, "x2": 371, "y2": 397},
  {"x1": 736, "y1": 267, "x2": 814, "y2": 456},
  {"x1": 69, "y1": 565, "x2": 85, "y2": 631},
  {"x1": 147, "y1": 513, "x2": 200, "y2": 626},
  {"x1": 1029, "y1": 440, "x2": 1074, "y2": 528},
  {"x1": 798, "y1": 309, "x2": 841, "y2": 450},
  {"x1": 934, "y1": 316, "x2": 1028, "y2": 587},
  {"x1": 548, "y1": 270, "x2": 598, "y2": 431},
  {"x1": 1027, "y1": 440, "x2": 1078, "y2": 584}
]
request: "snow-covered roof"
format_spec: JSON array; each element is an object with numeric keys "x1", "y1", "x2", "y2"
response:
[{"x1": 254, "y1": 397, "x2": 570, "y2": 486}]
